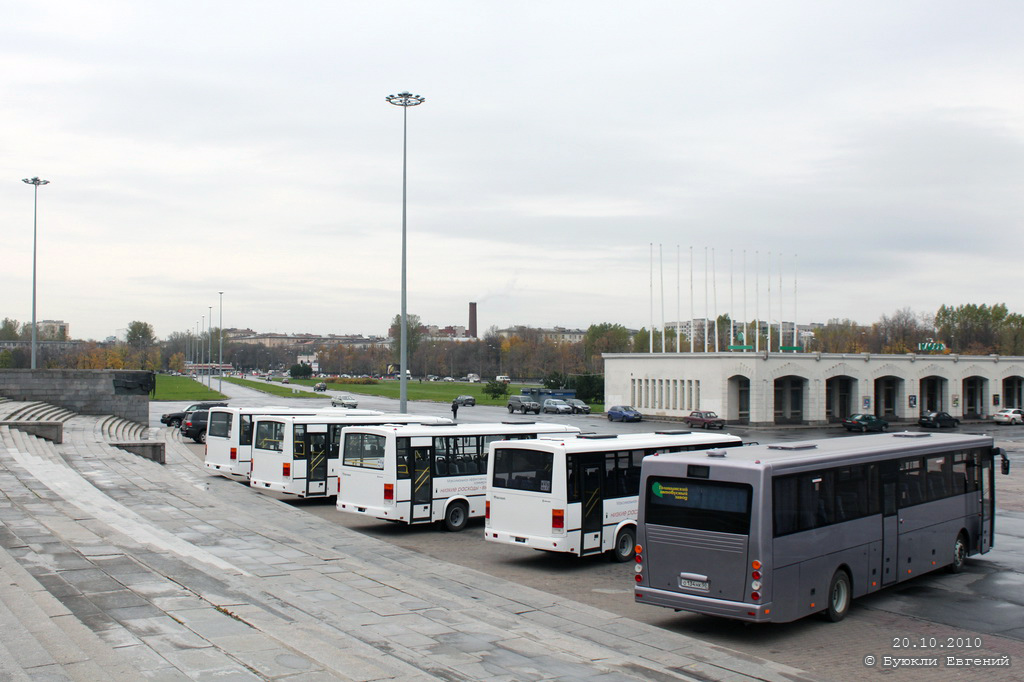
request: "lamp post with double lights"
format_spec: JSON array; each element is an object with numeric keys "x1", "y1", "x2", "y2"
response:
[
  {"x1": 22, "y1": 177, "x2": 50, "y2": 369},
  {"x1": 386, "y1": 91, "x2": 425, "y2": 413},
  {"x1": 208, "y1": 305, "x2": 213, "y2": 388}
]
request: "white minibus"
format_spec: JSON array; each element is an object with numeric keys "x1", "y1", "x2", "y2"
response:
[
  {"x1": 485, "y1": 431, "x2": 743, "y2": 561},
  {"x1": 205, "y1": 406, "x2": 382, "y2": 480},
  {"x1": 338, "y1": 422, "x2": 581, "y2": 531},
  {"x1": 249, "y1": 413, "x2": 451, "y2": 498}
]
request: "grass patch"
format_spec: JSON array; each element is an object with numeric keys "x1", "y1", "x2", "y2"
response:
[
  {"x1": 153, "y1": 375, "x2": 228, "y2": 401},
  {"x1": 222, "y1": 376, "x2": 331, "y2": 399}
]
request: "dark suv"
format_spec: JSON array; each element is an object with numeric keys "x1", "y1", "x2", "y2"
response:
[
  {"x1": 507, "y1": 395, "x2": 541, "y2": 414},
  {"x1": 160, "y1": 401, "x2": 227, "y2": 428},
  {"x1": 180, "y1": 410, "x2": 211, "y2": 443}
]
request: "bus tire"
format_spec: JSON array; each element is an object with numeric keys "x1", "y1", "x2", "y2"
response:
[
  {"x1": 444, "y1": 502, "x2": 469, "y2": 532},
  {"x1": 610, "y1": 526, "x2": 636, "y2": 562},
  {"x1": 823, "y1": 569, "x2": 851, "y2": 622},
  {"x1": 948, "y1": 532, "x2": 968, "y2": 573}
]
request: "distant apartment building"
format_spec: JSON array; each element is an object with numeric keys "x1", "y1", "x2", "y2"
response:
[
  {"x1": 37, "y1": 320, "x2": 69, "y2": 340},
  {"x1": 232, "y1": 332, "x2": 387, "y2": 349},
  {"x1": 496, "y1": 327, "x2": 587, "y2": 344}
]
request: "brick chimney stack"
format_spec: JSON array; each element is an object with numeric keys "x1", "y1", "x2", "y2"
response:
[{"x1": 469, "y1": 302, "x2": 478, "y2": 338}]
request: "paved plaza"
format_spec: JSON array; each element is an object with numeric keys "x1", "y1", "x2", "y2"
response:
[{"x1": 0, "y1": 399, "x2": 814, "y2": 681}]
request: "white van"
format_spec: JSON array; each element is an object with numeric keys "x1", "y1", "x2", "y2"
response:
[{"x1": 496, "y1": 375, "x2": 511, "y2": 383}]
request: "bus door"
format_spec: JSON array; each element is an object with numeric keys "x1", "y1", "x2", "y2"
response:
[
  {"x1": 981, "y1": 455, "x2": 993, "y2": 552},
  {"x1": 880, "y1": 461, "x2": 898, "y2": 586},
  {"x1": 411, "y1": 441, "x2": 433, "y2": 523},
  {"x1": 580, "y1": 454, "x2": 603, "y2": 554},
  {"x1": 305, "y1": 426, "x2": 329, "y2": 496}
]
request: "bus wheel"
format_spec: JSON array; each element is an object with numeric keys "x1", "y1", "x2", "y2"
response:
[
  {"x1": 824, "y1": 569, "x2": 851, "y2": 622},
  {"x1": 948, "y1": 532, "x2": 968, "y2": 573},
  {"x1": 444, "y1": 502, "x2": 468, "y2": 532},
  {"x1": 610, "y1": 527, "x2": 636, "y2": 562}
]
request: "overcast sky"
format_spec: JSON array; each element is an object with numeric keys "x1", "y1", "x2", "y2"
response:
[{"x1": 3, "y1": 2, "x2": 1023, "y2": 342}]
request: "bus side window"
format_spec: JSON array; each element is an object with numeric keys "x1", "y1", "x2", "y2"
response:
[
  {"x1": 899, "y1": 458, "x2": 925, "y2": 507},
  {"x1": 293, "y1": 426, "x2": 306, "y2": 459},
  {"x1": 772, "y1": 475, "x2": 799, "y2": 536}
]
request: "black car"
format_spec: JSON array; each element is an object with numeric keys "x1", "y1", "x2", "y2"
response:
[
  {"x1": 454, "y1": 395, "x2": 476, "y2": 406},
  {"x1": 841, "y1": 414, "x2": 888, "y2": 432},
  {"x1": 918, "y1": 411, "x2": 959, "y2": 428},
  {"x1": 507, "y1": 395, "x2": 541, "y2": 414},
  {"x1": 160, "y1": 401, "x2": 226, "y2": 429},
  {"x1": 180, "y1": 410, "x2": 211, "y2": 443},
  {"x1": 565, "y1": 399, "x2": 591, "y2": 414}
]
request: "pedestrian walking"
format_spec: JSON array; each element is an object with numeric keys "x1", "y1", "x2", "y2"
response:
[{"x1": 451, "y1": 399, "x2": 459, "y2": 421}]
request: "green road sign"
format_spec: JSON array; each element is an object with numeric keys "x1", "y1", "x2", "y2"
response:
[
  {"x1": 780, "y1": 346, "x2": 802, "y2": 351},
  {"x1": 728, "y1": 345, "x2": 753, "y2": 350}
]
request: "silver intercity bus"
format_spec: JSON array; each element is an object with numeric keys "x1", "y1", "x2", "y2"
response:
[{"x1": 634, "y1": 432, "x2": 1010, "y2": 623}]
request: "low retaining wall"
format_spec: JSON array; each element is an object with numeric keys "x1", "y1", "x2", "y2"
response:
[
  {"x1": 0, "y1": 370, "x2": 153, "y2": 425},
  {"x1": 0, "y1": 421, "x2": 63, "y2": 444},
  {"x1": 112, "y1": 442, "x2": 165, "y2": 465}
]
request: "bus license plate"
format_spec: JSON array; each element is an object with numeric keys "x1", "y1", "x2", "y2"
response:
[{"x1": 679, "y1": 578, "x2": 709, "y2": 591}]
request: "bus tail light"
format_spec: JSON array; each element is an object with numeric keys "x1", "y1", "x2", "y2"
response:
[
  {"x1": 282, "y1": 463, "x2": 291, "y2": 477},
  {"x1": 485, "y1": 500, "x2": 490, "y2": 519},
  {"x1": 384, "y1": 483, "x2": 394, "y2": 501},
  {"x1": 750, "y1": 591, "x2": 761, "y2": 601},
  {"x1": 750, "y1": 559, "x2": 762, "y2": 602},
  {"x1": 552, "y1": 509, "x2": 564, "y2": 530},
  {"x1": 634, "y1": 545, "x2": 643, "y2": 582},
  {"x1": 230, "y1": 447, "x2": 237, "y2": 460}
]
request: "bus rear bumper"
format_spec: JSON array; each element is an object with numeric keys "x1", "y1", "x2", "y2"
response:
[
  {"x1": 484, "y1": 529, "x2": 568, "y2": 553},
  {"x1": 337, "y1": 502, "x2": 404, "y2": 522},
  {"x1": 204, "y1": 461, "x2": 249, "y2": 481},
  {"x1": 634, "y1": 586, "x2": 773, "y2": 623}
]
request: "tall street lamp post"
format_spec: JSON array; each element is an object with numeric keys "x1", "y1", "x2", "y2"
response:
[
  {"x1": 22, "y1": 176, "x2": 50, "y2": 369},
  {"x1": 386, "y1": 91, "x2": 425, "y2": 413},
  {"x1": 208, "y1": 305, "x2": 213, "y2": 388},
  {"x1": 218, "y1": 292, "x2": 224, "y2": 393}
]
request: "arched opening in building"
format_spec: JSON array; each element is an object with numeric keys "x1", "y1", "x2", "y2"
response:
[
  {"x1": 825, "y1": 375, "x2": 857, "y2": 422},
  {"x1": 1003, "y1": 376, "x2": 1024, "y2": 409},
  {"x1": 727, "y1": 375, "x2": 750, "y2": 424},
  {"x1": 962, "y1": 376, "x2": 988, "y2": 418},
  {"x1": 774, "y1": 375, "x2": 807, "y2": 424},
  {"x1": 874, "y1": 376, "x2": 904, "y2": 420},
  {"x1": 920, "y1": 376, "x2": 948, "y2": 413}
]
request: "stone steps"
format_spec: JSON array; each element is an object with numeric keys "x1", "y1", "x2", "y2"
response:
[
  {"x1": 0, "y1": 416, "x2": 812, "y2": 682},
  {"x1": 4, "y1": 400, "x2": 77, "y2": 423}
]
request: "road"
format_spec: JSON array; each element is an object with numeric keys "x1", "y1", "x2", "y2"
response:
[{"x1": 160, "y1": 380, "x2": 1024, "y2": 680}]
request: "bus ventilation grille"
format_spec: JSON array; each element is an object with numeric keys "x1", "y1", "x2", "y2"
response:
[
  {"x1": 654, "y1": 430, "x2": 694, "y2": 435},
  {"x1": 767, "y1": 443, "x2": 818, "y2": 450},
  {"x1": 893, "y1": 432, "x2": 932, "y2": 438}
]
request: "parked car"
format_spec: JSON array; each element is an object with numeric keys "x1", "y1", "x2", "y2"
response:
[
  {"x1": 607, "y1": 405, "x2": 642, "y2": 422},
  {"x1": 841, "y1": 413, "x2": 889, "y2": 432},
  {"x1": 918, "y1": 411, "x2": 959, "y2": 428},
  {"x1": 565, "y1": 398, "x2": 591, "y2": 414},
  {"x1": 313, "y1": 382, "x2": 328, "y2": 392},
  {"x1": 683, "y1": 410, "x2": 725, "y2": 429},
  {"x1": 507, "y1": 395, "x2": 541, "y2": 414},
  {"x1": 454, "y1": 395, "x2": 476, "y2": 406},
  {"x1": 180, "y1": 409, "x2": 211, "y2": 443},
  {"x1": 542, "y1": 399, "x2": 573, "y2": 414},
  {"x1": 331, "y1": 394, "x2": 359, "y2": 408},
  {"x1": 281, "y1": 378, "x2": 290, "y2": 384},
  {"x1": 993, "y1": 408, "x2": 1024, "y2": 425},
  {"x1": 160, "y1": 401, "x2": 226, "y2": 429},
  {"x1": 443, "y1": 376, "x2": 455, "y2": 382}
]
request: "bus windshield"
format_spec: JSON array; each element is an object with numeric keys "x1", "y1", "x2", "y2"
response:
[
  {"x1": 645, "y1": 477, "x2": 752, "y2": 534},
  {"x1": 492, "y1": 448, "x2": 553, "y2": 493}
]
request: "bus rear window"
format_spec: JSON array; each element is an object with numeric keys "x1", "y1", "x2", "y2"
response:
[
  {"x1": 492, "y1": 448, "x2": 553, "y2": 493},
  {"x1": 208, "y1": 412, "x2": 232, "y2": 439},
  {"x1": 645, "y1": 477, "x2": 752, "y2": 534},
  {"x1": 343, "y1": 433, "x2": 386, "y2": 470}
]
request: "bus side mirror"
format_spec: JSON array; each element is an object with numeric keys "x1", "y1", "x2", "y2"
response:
[{"x1": 1002, "y1": 455, "x2": 1010, "y2": 476}]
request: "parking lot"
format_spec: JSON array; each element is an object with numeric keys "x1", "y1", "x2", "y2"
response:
[{"x1": 165, "y1": 381, "x2": 1024, "y2": 680}]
